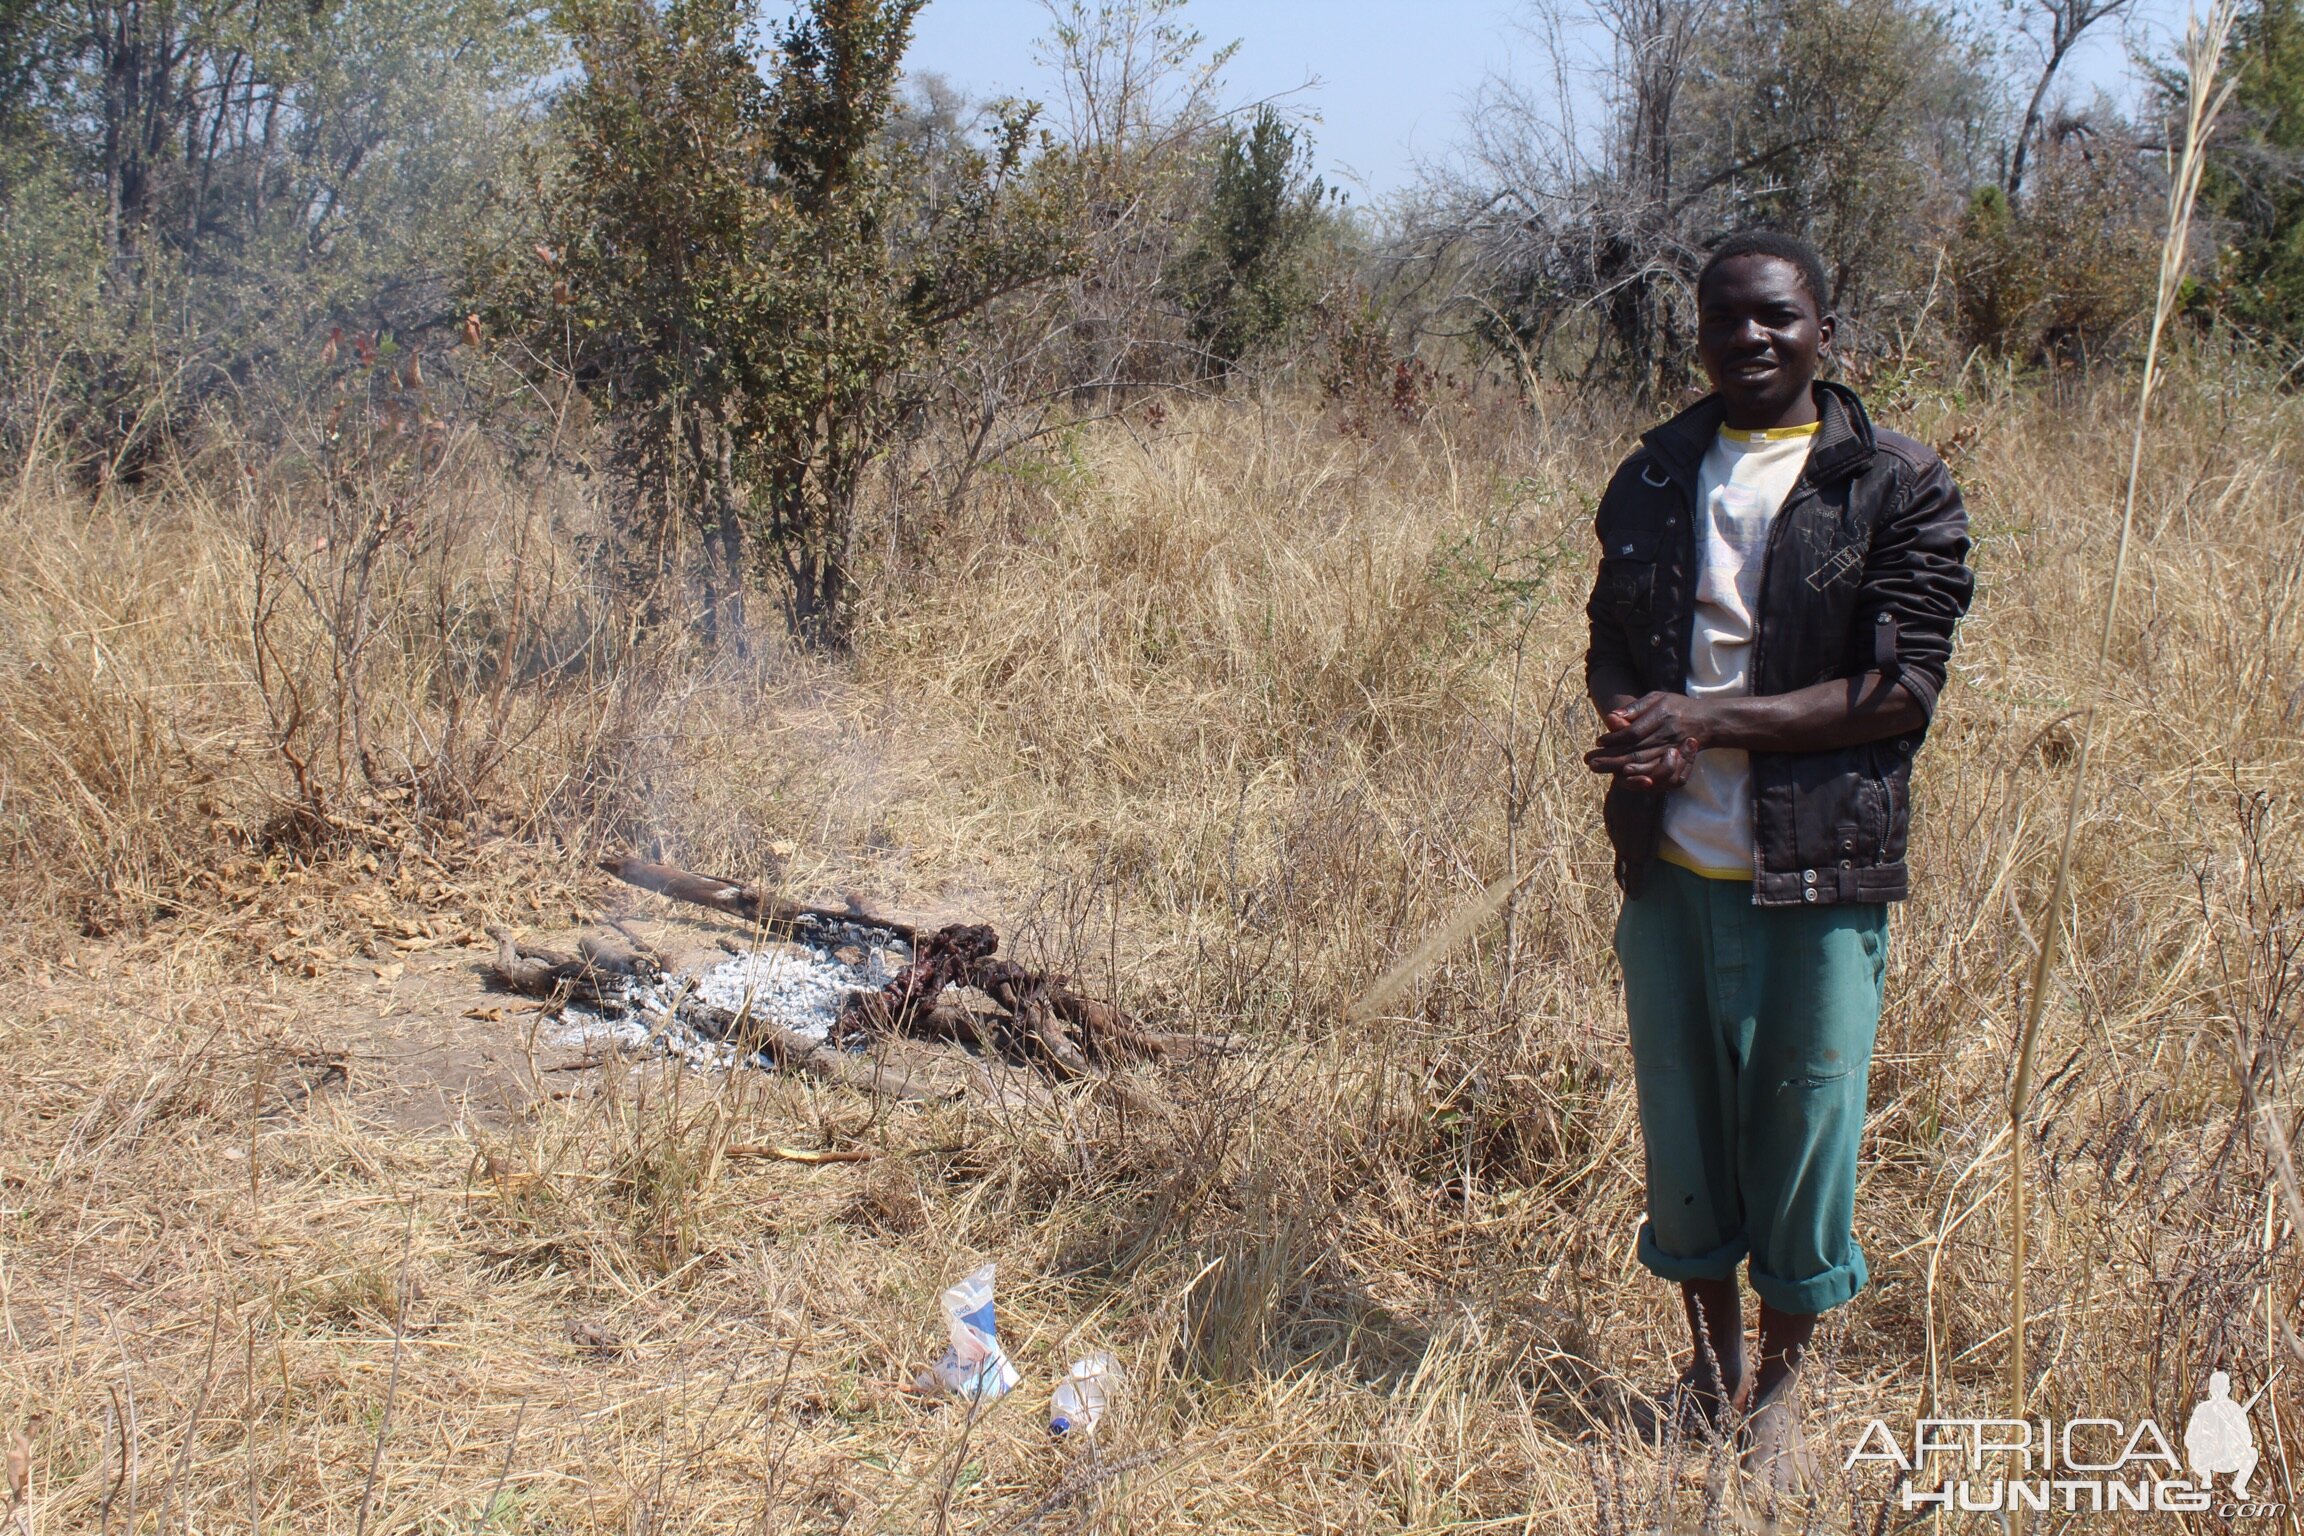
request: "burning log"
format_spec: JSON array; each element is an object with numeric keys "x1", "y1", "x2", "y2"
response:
[
  {"x1": 598, "y1": 856, "x2": 916, "y2": 943},
  {"x1": 576, "y1": 931, "x2": 651, "y2": 976},
  {"x1": 488, "y1": 926, "x2": 652, "y2": 1006},
  {"x1": 827, "y1": 918, "x2": 1197, "y2": 1077},
  {"x1": 599, "y1": 855, "x2": 1239, "y2": 1078},
  {"x1": 680, "y1": 1001, "x2": 956, "y2": 1101}
]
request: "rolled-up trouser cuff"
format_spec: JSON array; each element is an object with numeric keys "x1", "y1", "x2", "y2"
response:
[
  {"x1": 1748, "y1": 1242, "x2": 1869, "y2": 1314},
  {"x1": 1637, "y1": 1222, "x2": 1747, "y2": 1284}
]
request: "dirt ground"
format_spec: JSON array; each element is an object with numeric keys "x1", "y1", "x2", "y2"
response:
[{"x1": 3, "y1": 860, "x2": 1366, "y2": 1532}]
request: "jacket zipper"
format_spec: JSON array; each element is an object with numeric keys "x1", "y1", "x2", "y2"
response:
[
  {"x1": 1748, "y1": 474, "x2": 1817, "y2": 704},
  {"x1": 1744, "y1": 474, "x2": 1822, "y2": 890}
]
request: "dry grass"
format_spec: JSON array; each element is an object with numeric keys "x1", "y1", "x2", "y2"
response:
[{"x1": 0, "y1": 354, "x2": 2297, "y2": 1532}]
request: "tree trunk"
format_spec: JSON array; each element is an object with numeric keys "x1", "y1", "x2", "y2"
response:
[
  {"x1": 711, "y1": 413, "x2": 749, "y2": 654},
  {"x1": 780, "y1": 521, "x2": 852, "y2": 652},
  {"x1": 2006, "y1": 41, "x2": 2070, "y2": 199}
]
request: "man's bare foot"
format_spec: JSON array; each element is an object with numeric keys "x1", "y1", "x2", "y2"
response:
[
  {"x1": 1739, "y1": 1373, "x2": 1815, "y2": 1493},
  {"x1": 1633, "y1": 1361, "x2": 1747, "y2": 1445},
  {"x1": 1671, "y1": 1277, "x2": 1747, "y2": 1438},
  {"x1": 1668, "y1": 1372, "x2": 1732, "y2": 1446},
  {"x1": 1736, "y1": 1300, "x2": 1820, "y2": 1489}
]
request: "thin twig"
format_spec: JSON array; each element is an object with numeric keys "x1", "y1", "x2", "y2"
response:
[
  {"x1": 470, "y1": 1396, "x2": 526, "y2": 1534},
  {"x1": 353, "y1": 1205, "x2": 418, "y2": 1536},
  {"x1": 931, "y1": 1389, "x2": 992, "y2": 1536},
  {"x1": 244, "y1": 1318, "x2": 260, "y2": 1536},
  {"x1": 101, "y1": 1309, "x2": 139, "y2": 1536},
  {"x1": 155, "y1": 1299, "x2": 223, "y2": 1536}
]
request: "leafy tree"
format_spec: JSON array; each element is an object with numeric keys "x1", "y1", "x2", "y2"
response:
[
  {"x1": 753, "y1": 0, "x2": 1068, "y2": 643},
  {"x1": 519, "y1": 0, "x2": 774, "y2": 636},
  {"x1": 524, "y1": 0, "x2": 1080, "y2": 649},
  {"x1": 0, "y1": 0, "x2": 551, "y2": 467},
  {"x1": 2200, "y1": 0, "x2": 2304, "y2": 345},
  {"x1": 1168, "y1": 106, "x2": 1327, "y2": 369}
]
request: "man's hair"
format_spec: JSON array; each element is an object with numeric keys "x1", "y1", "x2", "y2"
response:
[{"x1": 1697, "y1": 230, "x2": 1832, "y2": 314}]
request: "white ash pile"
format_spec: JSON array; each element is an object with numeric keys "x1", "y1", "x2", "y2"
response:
[{"x1": 547, "y1": 916, "x2": 911, "y2": 1071}]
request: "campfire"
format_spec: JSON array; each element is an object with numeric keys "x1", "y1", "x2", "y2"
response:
[{"x1": 487, "y1": 856, "x2": 1231, "y2": 1096}]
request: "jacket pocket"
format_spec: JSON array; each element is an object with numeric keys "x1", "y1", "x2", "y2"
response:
[
  {"x1": 1869, "y1": 744, "x2": 1913, "y2": 863},
  {"x1": 1761, "y1": 751, "x2": 1870, "y2": 874},
  {"x1": 1601, "y1": 523, "x2": 1664, "y2": 563},
  {"x1": 1597, "y1": 523, "x2": 1663, "y2": 615}
]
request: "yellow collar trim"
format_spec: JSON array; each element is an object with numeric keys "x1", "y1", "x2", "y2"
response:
[{"x1": 1720, "y1": 421, "x2": 1821, "y2": 444}]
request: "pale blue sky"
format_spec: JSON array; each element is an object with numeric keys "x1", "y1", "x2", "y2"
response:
[{"x1": 908, "y1": 0, "x2": 2197, "y2": 202}]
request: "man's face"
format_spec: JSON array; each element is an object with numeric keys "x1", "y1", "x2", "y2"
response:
[{"x1": 1695, "y1": 255, "x2": 1833, "y2": 426}]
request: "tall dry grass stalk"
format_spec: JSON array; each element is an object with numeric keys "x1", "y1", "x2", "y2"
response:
[{"x1": 2003, "y1": 0, "x2": 2241, "y2": 1440}]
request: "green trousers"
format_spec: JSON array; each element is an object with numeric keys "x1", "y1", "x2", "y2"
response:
[{"x1": 1613, "y1": 859, "x2": 1887, "y2": 1314}]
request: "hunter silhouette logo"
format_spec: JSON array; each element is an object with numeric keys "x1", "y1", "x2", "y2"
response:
[{"x1": 2184, "y1": 1371, "x2": 2260, "y2": 1498}]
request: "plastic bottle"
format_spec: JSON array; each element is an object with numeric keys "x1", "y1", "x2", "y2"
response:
[
  {"x1": 1048, "y1": 1353, "x2": 1120, "y2": 1437},
  {"x1": 923, "y1": 1263, "x2": 1019, "y2": 1402}
]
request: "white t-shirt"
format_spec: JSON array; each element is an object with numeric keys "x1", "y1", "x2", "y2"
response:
[{"x1": 1658, "y1": 421, "x2": 1818, "y2": 879}]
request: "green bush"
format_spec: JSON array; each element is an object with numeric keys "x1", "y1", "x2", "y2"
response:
[
  {"x1": 1169, "y1": 106, "x2": 1330, "y2": 372},
  {"x1": 1949, "y1": 129, "x2": 2160, "y2": 367}
]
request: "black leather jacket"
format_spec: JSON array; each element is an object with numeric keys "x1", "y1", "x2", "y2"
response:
[{"x1": 1584, "y1": 381, "x2": 1975, "y2": 905}]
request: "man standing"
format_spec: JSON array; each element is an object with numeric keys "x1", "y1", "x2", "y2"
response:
[{"x1": 1581, "y1": 231, "x2": 1974, "y2": 1479}]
